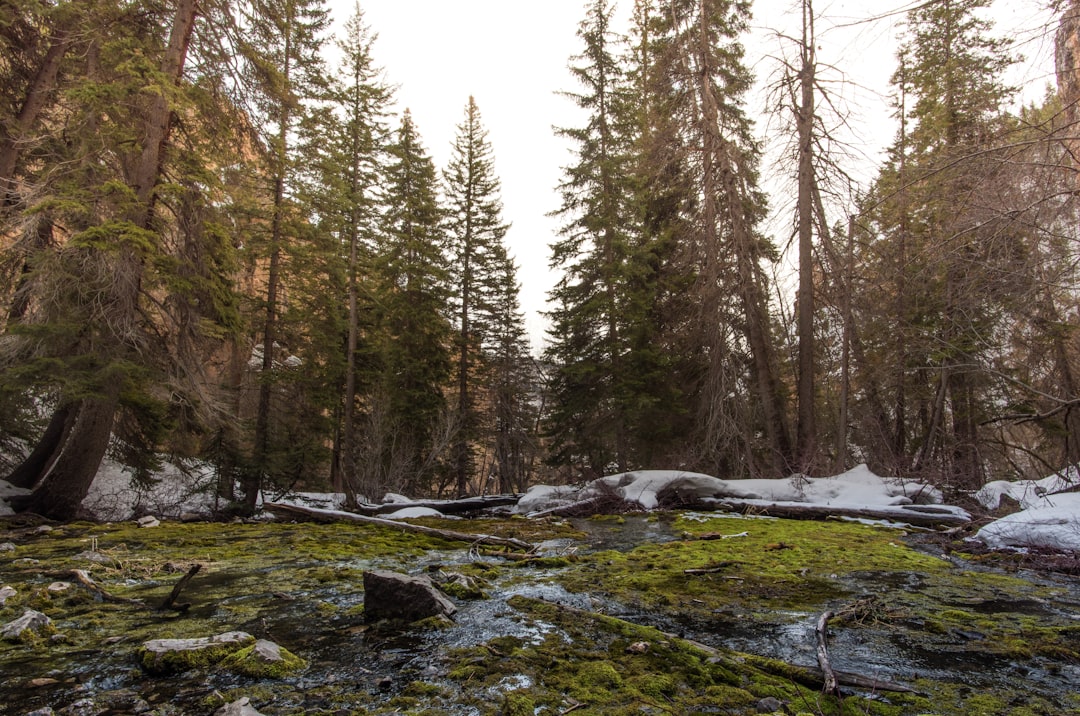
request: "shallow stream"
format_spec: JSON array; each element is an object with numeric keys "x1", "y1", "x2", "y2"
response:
[{"x1": 1, "y1": 513, "x2": 1078, "y2": 714}]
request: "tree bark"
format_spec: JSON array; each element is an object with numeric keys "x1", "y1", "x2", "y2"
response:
[
  {"x1": 16, "y1": 385, "x2": 120, "y2": 520},
  {"x1": 0, "y1": 25, "x2": 70, "y2": 206},
  {"x1": 5, "y1": 403, "x2": 77, "y2": 489},
  {"x1": 796, "y1": 0, "x2": 817, "y2": 473}
]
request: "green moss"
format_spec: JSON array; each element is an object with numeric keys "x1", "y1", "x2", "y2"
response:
[
  {"x1": 140, "y1": 634, "x2": 255, "y2": 675},
  {"x1": 502, "y1": 691, "x2": 535, "y2": 716},
  {"x1": 218, "y1": 642, "x2": 307, "y2": 678}
]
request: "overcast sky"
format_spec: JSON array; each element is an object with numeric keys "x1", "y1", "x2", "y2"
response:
[{"x1": 325, "y1": 0, "x2": 1059, "y2": 350}]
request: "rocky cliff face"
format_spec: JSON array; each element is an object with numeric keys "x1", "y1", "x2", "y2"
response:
[{"x1": 1057, "y1": 1, "x2": 1080, "y2": 124}]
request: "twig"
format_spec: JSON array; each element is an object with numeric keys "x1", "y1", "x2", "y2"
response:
[{"x1": 559, "y1": 699, "x2": 585, "y2": 715}]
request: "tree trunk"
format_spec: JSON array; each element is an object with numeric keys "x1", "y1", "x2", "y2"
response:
[
  {"x1": 0, "y1": 25, "x2": 70, "y2": 206},
  {"x1": 5, "y1": 403, "x2": 77, "y2": 489},
  {"x1": 16, "y1": 387, "x2": 120, "y2": 520},
  {"x1": 795, "y1": 2, "x2": 817, "y2": 472}
]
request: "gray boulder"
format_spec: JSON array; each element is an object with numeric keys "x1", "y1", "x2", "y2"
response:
[{"x1": 363, "y1": 569, "x2": 457, "y2": 622}]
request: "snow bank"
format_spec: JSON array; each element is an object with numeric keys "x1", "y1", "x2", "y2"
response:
[
  {"x1": 0, "y1": 479, "x2": 30, "y2": 517},
  {"x1": 975, "y1": 467, "x2": 1078, "y2": 511},
  {"x1": 383, "y1": 506, "x2": 455, "y2": 520},
  {"x1": 976, "y1": 493, "x2": 1080, "y2": 552},
  {"x1": 518, "y1": 464, "x2": 945, "y2": 515}
]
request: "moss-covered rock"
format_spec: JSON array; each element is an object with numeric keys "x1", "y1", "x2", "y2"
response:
[
  {"x1": 139, "y1": 631, "x2": 255, "y2": 675},
  {"x1": 218, "y1": 639, "x2": 307, "y2": 678}
]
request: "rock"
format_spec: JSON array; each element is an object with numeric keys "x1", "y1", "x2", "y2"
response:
[
  {"x1": 756, "y1": 696, "x2": 784, "y2": 713},
  {"x1": 75, "y1": 551, "x2": 113, "y2": 564},
  {"x1": 23, "y1": 708, "x2": 55, "y2": 716},
  {"x1": 33, "y1": 525, "x2": 53, "y2": 534},
  {"x1": 47, "y1": 582, "x2": 71, "y2": 594},
  {"x1": 625, "y1": 641, "x2": 649, "y2": 654},
  {"x1": 0, "y1": 542, "x2": 15, "y2": 551},
  {"x1": 139, "y1": 631, "x2": 254, "y2": 675},
  {"x1": 214, "y1": 697, "x2": 264, "y2": 716},
  {"x1": 0, "y1": 585, "x2": 16, "y2": 606},
  {"x1": 219, "y1": 638, "x2": 307, "y2": 678},
  {"x1": 136, "y1": 516, "x2": 160, "y2": 528},
  {"x1": 57, "y1": 699, "x2": 97, "y2": 716},
  {"x1": 362, "y1": 570, "x2": 457, "y2": 623},
  {"x1": 1, "y1": 609, "x2": 53, "y2": 642}
]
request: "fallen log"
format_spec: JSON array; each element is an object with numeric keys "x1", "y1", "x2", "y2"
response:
[
  {"x1": 689, "y1": 498, "x2": 970, "y2": 528},
  {"x1": 520, "y1": 597, "x2": 919, "y2": 695},
  {"x1": 263, "y1": 502, "x2": 535, "y2": 552},
  {"x1": 816, "y1": 610, "x2": 841, "y2": 698},
  {"x1": 354, "y1": 495, "x2": 521, "y2": 516}
]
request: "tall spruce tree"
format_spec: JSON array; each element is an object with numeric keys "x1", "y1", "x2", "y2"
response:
[
  {"x1": 854, "y1": 0, "x2": 1016, "y2": 490},
  {"x1": 657, "y1": 0, "x2": 792, "y2": 476},
  {"x1": 443, "y1": 96, "x2": 511, "y2": 498},
  {"x1": 2, "y1": 0, "x2": 206, "y2": 518},
  {"x1": 321, "y1": 4, "x2": 393, "y2": 501},
  {"x1": 545, "y1": 0, "x2": 637, "y2": 477},
  {"x1": 370, "y1": 110, "x2": 452, "y2": 495},
  {"x1": 239, "y1": 0, "x2": 331, "y2": 508}
]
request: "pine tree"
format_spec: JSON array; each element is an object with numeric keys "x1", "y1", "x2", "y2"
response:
[
  {"x1": 238, "y1": 0, "x2": 331, "y2": 508},
  {"x1": 545, "y1": 0, "x2": 636, "y2": 477},
  {"x1": 487, "y1": 250, "x2": 538, "y2": 494},
  {"x1": 318, "y1": 4, "x2": 393, "y2": 502},
  {"x1": 442, "y1": 96, "x2": 511, "y2": 498},
  {"x1": 2, "y1": 0, "x2": 205, "y2": 518},
  {"x1": 657, "y1": 0, "x2": 792, "y2": 475},
  {"x1": 369, "y1": 110, "x2": 452, "y2": 495},
  {"x1": 854, "y1": 0, "x2": 1016, "y2": 489}
]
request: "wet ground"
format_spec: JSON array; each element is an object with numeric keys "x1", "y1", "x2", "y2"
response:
[{"x1": 1, "y1": 512, "x2": 1078, "y2": 714}]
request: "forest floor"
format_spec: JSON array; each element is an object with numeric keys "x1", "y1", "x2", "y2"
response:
[{"x1": 0, "y1": 511, "x2": 1078, "y2": 715}]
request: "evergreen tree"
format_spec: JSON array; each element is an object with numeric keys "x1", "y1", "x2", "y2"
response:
[
  {"x1": 238, "y1": 0, "x2": 331, "y2": 507},
  {"x1": 369, "y1": 110, "x2": 452, "y2": 495},
  {"x1": 442, "y1": 96, "x2": 511, "y2": 497},
  {"x1": 317, "y1": 4, "x2": 393, "y2": 502},
  {"x1": 545, "y1": 0, "x2": 637, "y2": 477},
  {"x1": 854, "y1": 0, "x2": 1017, "y2": 490},
  {"x1": 1, "y1": 0, "x2": 211, "y2": 518},
  {"x1": 657, "y1": 0, "x2": 792, "y2": 475},
  {"x1": 487, "y1": 250, "x2": 538, "y2": 494}
]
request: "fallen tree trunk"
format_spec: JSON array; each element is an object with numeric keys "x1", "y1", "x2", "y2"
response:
[
  {"x1": 354, "y1": 495, "x2": 521, "y2": 516},
  {"x1": 686, "y1": 498, "x2": 970, "y2": 528},
  {"x1": 263, "y1": 502, "x2": 535, "y2": 552}
]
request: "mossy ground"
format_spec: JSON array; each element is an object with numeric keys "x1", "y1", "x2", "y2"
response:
[{"x1": 0, "y1": 513, "x2": 1077, "y2": 715}]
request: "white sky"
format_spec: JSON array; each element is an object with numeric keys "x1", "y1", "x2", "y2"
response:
[{"x1": 325, "y1": 0, "x2": 1060, "y2": 350}]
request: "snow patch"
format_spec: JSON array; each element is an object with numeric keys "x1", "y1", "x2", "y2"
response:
[{"x1": 976, "y1": 493, "x2": 1080, "y2": 552}]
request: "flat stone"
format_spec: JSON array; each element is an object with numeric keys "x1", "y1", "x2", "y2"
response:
[
  {"x1": 140, "y1": 631, "x2": 254, "y2": 674},
  {"x1": 362, "y1": 569, "x2": 457, "y2": 623},
  {"x1": 136, "y1": 516, "x2": 160, "y2": 528},
  {"x1": 0, "y1": 542, "x2": 15, "y2": 551},
  {"x1": 0, "y1": 585, "x2": 16, "y2": 606},
  {"x1": 47, "y1": 582, "x2": 71, "y2": 594},
  {"x1": 214, "y1": 697, "x2": 264, "y2": 716}
]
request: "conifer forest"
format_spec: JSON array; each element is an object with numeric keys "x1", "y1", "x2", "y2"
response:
[{"x1": 2, "y1": 0, "x2": 1079, "y2": 520}]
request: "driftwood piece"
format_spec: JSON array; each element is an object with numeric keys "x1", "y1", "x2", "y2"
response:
[
  {"x1": 690, "y1": 498, "x2": 970, "y2": 528},
  {"x1": 522, "y1": 597, "x2": 918, "y2": 695},
  {"x1": 70, "y1": 569, "x2": 145, "y2": 606},
  {"x1": 159, "y1": 564, "x2": 201, "y2": 613},
  {"x1": 354, "y1": 495, "x2": 521, "y2": 516},
  {"x1": 263, "y1": 502, "x2": 535, "y2": 552},
  {"x1": 816, "y1": 610, "x2": 841, "y2": 697}
]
